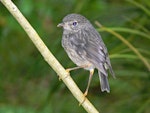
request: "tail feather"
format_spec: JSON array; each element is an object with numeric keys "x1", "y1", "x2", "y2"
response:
[{"x1": 98, "y1": 71, "x2": 110, "y2": 93}]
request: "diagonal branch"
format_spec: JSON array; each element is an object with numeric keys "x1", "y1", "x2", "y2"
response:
[{"x1": 0, "y1": 0, "x2": 99, "y2": 113}]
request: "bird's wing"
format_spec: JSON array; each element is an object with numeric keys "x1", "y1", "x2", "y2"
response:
[
  {"x1": 81, "y1": 28, "x2": 115, "y2": 77},
  {"x1": 67, "y1": 28, "x2": 115, "y2": 77}
]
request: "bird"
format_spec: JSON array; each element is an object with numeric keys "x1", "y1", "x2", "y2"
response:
[{"x1": 57, "y1": 13, "x2": 115, "y2": 96}]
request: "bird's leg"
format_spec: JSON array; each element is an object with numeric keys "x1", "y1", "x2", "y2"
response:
[
  {"x1": 84, "y1": 69, "x2": 94, "y2": 96},
  {"x1": 60, "y1": 66, "x2": 84, "y2": 80},
  {"x1": 66, "y1": 66, "x2": 83, "y2": 73},
  {"x1": 65, "y1": 64, "x2": 91, "y2": 79},
  {"x1": 66, "y1": 64, "x2": 92, "y2": 73},
  {"x1": 79, "y1": 69, "x2": 94, "y2": 105},
  {"x1": 59, "y1": 66, "x2": 82, "y2": 81}
]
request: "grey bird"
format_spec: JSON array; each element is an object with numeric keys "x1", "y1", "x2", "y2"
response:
[{"x1": 57, "y1": 13, "x2": 115, "y2": 96}]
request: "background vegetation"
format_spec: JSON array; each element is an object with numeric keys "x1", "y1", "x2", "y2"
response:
[{"x1": 0, "y1": 0, "x2": 150, "y2": 113}]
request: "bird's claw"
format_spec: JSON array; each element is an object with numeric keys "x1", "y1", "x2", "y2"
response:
[
  {"x1": 79, "y1": 91, "x2": 88, "y2": 106},
  {"x1": 58, "y1": 69, "x2": 70, "y2": 81},
  {"x1": 66, "y1": 68, "x2": 71, "y2": 73},
  {"x1": 64, "y1": 69, "x2": 70, "y2": 78}
]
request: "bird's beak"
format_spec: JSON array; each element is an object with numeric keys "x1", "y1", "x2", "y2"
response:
[{"x1": 57, "y1": 23, "x2": 64, "y2": 27}]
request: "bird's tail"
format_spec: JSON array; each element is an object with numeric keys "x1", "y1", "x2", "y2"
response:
[{"x1": 98, "y1": 71, "x2": 110, "y2": 93}]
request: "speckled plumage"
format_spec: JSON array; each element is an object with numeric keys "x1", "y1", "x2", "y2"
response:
[{"x1": 58, "y1": 13, "x2": 115, "y2": 93}]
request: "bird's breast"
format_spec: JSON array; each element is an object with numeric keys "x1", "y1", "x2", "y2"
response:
[{"x1": 61, "y1": 33, "x2": 94, "y2": 69}]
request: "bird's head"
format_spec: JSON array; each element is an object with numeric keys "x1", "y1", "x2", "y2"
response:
[{"x1": 57, "y1": 14, "x2": 91, "y2": 34}]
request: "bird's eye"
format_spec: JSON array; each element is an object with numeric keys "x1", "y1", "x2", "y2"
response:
[{"x1": 72, "y1": 21, "x2": 78, "y2": 26}]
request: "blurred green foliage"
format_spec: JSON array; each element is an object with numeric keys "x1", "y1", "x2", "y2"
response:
[{"x1": 0, "y1": 0, "x2": 150, "y2": 113}]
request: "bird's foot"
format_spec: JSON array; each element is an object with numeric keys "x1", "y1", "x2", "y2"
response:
[
  {"x1": 79, "y1": 91, "x2": 88, "y2": 106},
  {"x1": 59, "y1": 69, "x2": 70, "y2": 81}
]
